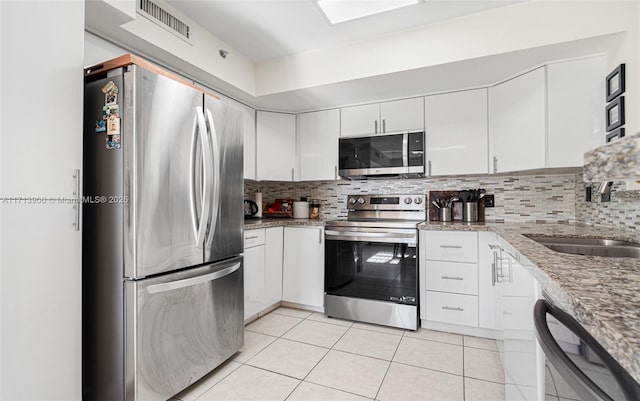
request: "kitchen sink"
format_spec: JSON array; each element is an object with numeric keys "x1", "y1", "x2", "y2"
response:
[{"x1": 524, "y1": 235, "x2": 640, "y2": 258}]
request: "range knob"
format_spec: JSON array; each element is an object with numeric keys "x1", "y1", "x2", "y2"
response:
[
  {"x1": 414, "y1": 197, "x2": 423, "y2": 204},
  {"x1": 404, "y1": 197, "x2": 413, "y2": 204},
  {"x1": 349, "y1": 197, "x2": 357, "y2": 205},
  {"x1": 357, "y1": 197, "x2": 366, "y2": 205}
]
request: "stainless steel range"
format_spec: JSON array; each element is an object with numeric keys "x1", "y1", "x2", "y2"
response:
[{"x1": 324, "y1": 194, "x2": 426, "y2": 330}]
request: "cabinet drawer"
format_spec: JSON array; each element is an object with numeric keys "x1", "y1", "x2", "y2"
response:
[
  {"x1": 425, "y1": 291, "x2": 478, "y2": 327},
  {"x1": 425, "y1": 261, "x2": 478, "y2": 295},
  {"x1": 424, "y1": 231, "x2": 478, "y2": 263},
  {"x1": 244, "y1": 229, "x2": 265, "y2": 248}
]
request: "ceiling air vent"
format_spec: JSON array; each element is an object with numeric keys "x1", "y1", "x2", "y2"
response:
[{"x1": 138, "y1": 0, "x2": 191, "y2": 41}]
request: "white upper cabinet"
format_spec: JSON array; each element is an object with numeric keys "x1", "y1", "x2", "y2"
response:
[
  {"x1": 547, "y1": 56, "x2": 606, "y2": 168},
  {"x1": 380, "y1": 97, "x2": 424, "y2": 133},
  {"x1": 298, "y1": 109, "x2": 340, "y2": 181},
  {"x1": 425, "y1": 89, "x2": 488, "y2": 176},
  {"x1": 340, "y1": 97, "x2": 424, "y2": 137},
  {"x1": 256, "y1": 111, "x2": 296, "y2": 181},
  {"x1": 340, "y1": 103, "x2": 379, "y2": 137},
  {"x1": 489, "y1": 67, "x2": 546, "y2": 173},
  {"x1": 230, "y1": 100, "x2": 256, "y2": 180}
]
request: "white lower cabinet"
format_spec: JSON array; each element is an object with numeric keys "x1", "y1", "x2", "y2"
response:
[
  {"x1": 420, "y1": 230, "x2": 498, "y2": 331},
  {"x1": 243, "y1": 227, "x2": 284, "y2": 320},
  {"x1": 244, "y1": 229, "x2": 266, "y2": 320},
  {"x1": 425, "y1": 260, "x2": 478, "y2": 295},
  {"x1": 264, "y1": 227, "x2": 284, "y2": 306},
  {"x1": 425, "y1": 291, "x2": 479, "y2": 327},
  {"x1": 282, "y1": 226, "x2": 324, "y2": 309},
  {"x1": 478, "y1": 231, "x2": 501, "y2": 330}
]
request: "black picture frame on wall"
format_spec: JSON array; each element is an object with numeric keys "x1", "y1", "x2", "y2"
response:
[
  {"x1": 605, "y1": 96, "x2": 625, "y2": 131},
  {"x1": 606, "y1": 128, "x2": 625, "y2": 143},
  {"x1": 606, "y1": 63, "x2": 625, "y2": 102}
]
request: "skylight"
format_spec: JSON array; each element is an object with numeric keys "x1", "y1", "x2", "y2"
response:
[{"x1": 316, "y1": 0, "x2": 421, "y2": 25}]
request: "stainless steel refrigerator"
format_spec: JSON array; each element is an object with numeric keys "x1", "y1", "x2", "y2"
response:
[{"x1": 82, "y1": 56, "x2": 244, "y2": 401}]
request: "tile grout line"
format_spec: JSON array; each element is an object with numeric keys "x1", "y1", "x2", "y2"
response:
[
  {"x1": 373, "y1": 329, "x2": 405, "y2": 401},
  {"x1": 286, "y1": 310, "x2": 359, "y2": 400},
  {"x1": 462, "y1": 336, "x2": 466, "y2": 401}
]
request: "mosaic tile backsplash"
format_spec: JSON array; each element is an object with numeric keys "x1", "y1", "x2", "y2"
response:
[
  {"x1": 245, "y1": 173, "x2": 579, "y2": 223},
  {"x1": 574, "y1": 172, "x2": 640, "y2": 240}
]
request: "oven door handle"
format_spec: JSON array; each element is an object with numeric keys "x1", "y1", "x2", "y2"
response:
[{"x1": 325, "y1": 230, "x2": 416, "y2": 244}]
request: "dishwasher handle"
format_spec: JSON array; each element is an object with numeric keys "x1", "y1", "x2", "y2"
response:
[{"x1": 534, "y1": 300, "x2": 640, "y2": 401}]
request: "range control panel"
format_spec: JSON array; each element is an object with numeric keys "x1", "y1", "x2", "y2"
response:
[{"x1": 346, "y1": 194, "x2": 426, "y2": 211}]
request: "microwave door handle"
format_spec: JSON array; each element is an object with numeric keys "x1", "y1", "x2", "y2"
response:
[
  {"x1": 402, "y1": 133, "x2": 409, "y2": 168},
  {"x1": 204, "y1": 109, "x2": 221, "y2": 248}
]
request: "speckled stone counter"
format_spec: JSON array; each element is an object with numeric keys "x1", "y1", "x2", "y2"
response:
[
  {"x1": 583, "y1": 133, "x2": 640, "y2": 182},
  {"x1": 244, "y1": 218, "x2": 326, "y2": 230},
  {"x1": 419, "y1": 221, "x2": 640, "y2": 383}
]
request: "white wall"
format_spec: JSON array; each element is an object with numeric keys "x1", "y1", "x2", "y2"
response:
[
  {"x1": 0, "y1": 1, "x2": 84, "y2": 399},
  {"x1": 606, "y1": 1, "x2": 640, "y2": 136},
  {"x1": 84, "y1": 31, "x2": 127, "y2": 67},
  {"x1": 86, "y1": 0, "x2": 257, "y2": 97}
]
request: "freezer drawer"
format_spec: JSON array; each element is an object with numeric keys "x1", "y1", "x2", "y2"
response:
[{"x1": 124, "y1": 257, "x2": 244, "y2": 401}]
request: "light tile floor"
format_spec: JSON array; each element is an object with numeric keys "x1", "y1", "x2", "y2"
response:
[{"x1": 174, "y1": 307, "x2": 506, "y2": 401}]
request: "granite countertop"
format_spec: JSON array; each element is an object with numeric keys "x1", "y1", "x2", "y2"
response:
[
  {"x1": 420, "y1": 221, "x2": 640, "y2": 383},
  {"x1": 244, "y1": 217, "x2": 327, "y2": 230}
]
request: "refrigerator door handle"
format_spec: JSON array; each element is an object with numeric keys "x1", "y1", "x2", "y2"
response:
[
  {"x1": 204, "y1": 108, "x2": 221, "y2": 247},
  {"x1": 145, "y1": 262, "x2": 241, "y2": 294},
  {"x1": 189, "y1": 107, "x2": 212, "y2": 248}
]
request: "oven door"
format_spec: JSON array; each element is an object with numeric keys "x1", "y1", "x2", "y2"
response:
[{"x1": 324, "y1": 227, "x2": 417, "y2": 305}]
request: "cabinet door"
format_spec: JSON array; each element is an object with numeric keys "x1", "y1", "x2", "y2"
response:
[
  {"x1": 298, "y1": 109, "x2": 340, "y2": 181},
  {"x1": 264, "y1": 227, "x2": 284, "y2": 306},
  {"x1": 3, "y1": 2, "x2": 82, "y2": 397},
  {"x1": 256, "y1": 111, "x2": 296, "y2": 181},
  {"x1": 380, "y1": 97, "x2": 424, "y2": 133},
  {"x1": 231, "y1": 100, "x2": 256, "y2": 180},
  {"x1": 340, "y1": 103, "x2": 379, "y2": 137},
  {"x1": 547, "y1": 56, "x2": 606, "y2": 167},
  {"x1": 424, "y1": 231, "x2": 478, "y2": 263},
  {"x1": 425, "y1": 89, "x2": 488, "y2": 175},
  {"x1": 282, "y1": 227, "x2": 324, "y2": 308},
  {"x1": 490, "y1": 67, "x2": 546, "y2": 173},
  {"x1": 244, "y1": 244, "x2": 265, "y2": 320},
  {"x1": 478, "y1": 232, "x2": 501, "y2": 330}
]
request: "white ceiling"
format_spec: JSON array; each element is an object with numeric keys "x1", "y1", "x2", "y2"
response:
[{"x1": 166, "y1": 0, "x2": 522, "y2": 62}]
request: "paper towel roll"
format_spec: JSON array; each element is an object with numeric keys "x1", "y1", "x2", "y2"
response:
[{"x1": 254, "y1": 192, "x2": 262, "y2": 217}]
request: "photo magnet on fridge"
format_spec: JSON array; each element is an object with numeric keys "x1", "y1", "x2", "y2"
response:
[
  {"x1": 95, "y1": 120, "x2": 106, "y2": 133},
  {"x1": 101, "y1": 80, "x2": 119, "y2": 95},
  {"x1": 105, "y1": 92, "x2": 117, "y2": 105},
  {"x1": 107, "y1": 115, "x2": 120, "y2": 136},
  {"x1": 102, "y1": 104, "x2": 119, "y2": 120},
  {"x1": 105, "y1": 135, "x2": 121, "y2": 150}
]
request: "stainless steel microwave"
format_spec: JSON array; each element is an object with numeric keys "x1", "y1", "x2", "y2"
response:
[{"x1": 338, "y1": 131, "x2": 425, "y2": 179}]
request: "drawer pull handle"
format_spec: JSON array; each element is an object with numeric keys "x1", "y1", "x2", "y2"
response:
[
  {"x1": 441, "y1": 276, "x2": 464, "y2": 281},
  {"x1": 442, "y1": 306, "x2": 464, "y2": 312},
  {"x1": 245, "y1": 235, "x2": 259, "y2": 240},
  {"x1": 440, "y1": 245, "x2": 462, "y2": 249}
]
